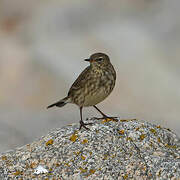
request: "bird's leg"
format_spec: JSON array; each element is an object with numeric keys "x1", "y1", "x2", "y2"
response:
[
  {"x1": 79, "y1": 107, "x2": 93, "y2": 130},
  {"x1": 93, "y1": 105, "x2": 118, "y2": 122}
]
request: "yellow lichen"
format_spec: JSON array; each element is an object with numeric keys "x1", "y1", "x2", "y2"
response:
[
  {"x1": 26, "y1": 144, "x2": 30, "y2": 148},
  {"x1": 124, "y1": 174, "x2": 128, "y2": 179},
  {"x1": 131, "y1": 119, "x2": 137, "y2": 121},
  {"x1": 156, "y1": 125, "x2": 161, "y2": 128},
  {"x1": 79, "y1": 167, "x2": 87, "y2": 173},
  {"x1": 120, "y1": 119, "x2": 136, "y2": 122},
  {"x1": 81, "y1": 155, "x2": 86, "y2": 160},
  {"x1": 158, "y1": 170, "x2": 162, "y2": 177},
  {"x1": 1, "y1": 156, "x2": 7, "y2": 161},
  {"x1": 149, "y1": 142, "x2": 153, "y2": 147},
  {"x1": 70, "y1": 134, "x2": 78, "y2": 142},
  {"x1": 157, "y1": 137, "x2": 161, "y2": 143},
  {"x1": 103, "y1": 154, "x2": 108, "y2": 160},
  {"x1": 81, "y1": 139, "x2": 88, "y2": 144},
  {"x1": 30, "y1": 162, "x2": 37, "y2": 169},
  {"x1": 118, "y1": 129, "x2": 125, "y2": 135},
  {"x1": 150, "y1": 129, "x2": 156, "y2": 135},
  {"x1": 70, "y1": 159, "x2": 74, "y2": 163},
  {"x1": 74, "y1": 151, "x2": 81, "y2": 156},
  {"x1": 65, "y1": 163, "x2": 70, "y2": 167},
  {"x1": 101, "y1": 118, "x2": 113, "y2": 123},
  {"x1": 13, "y1": 171, "x2": 22, "y2": 176},
  {"x1": 89, "y1": 152, "x2": 92, "y2": 156},
  {"x1": 77, "y1": 151, "x2": 81, "y2": 155},
  {"x1": 139, "y1": 134, "x2": 146, "y2": 141},
  {"x1": 120, "y1": 119, "x2": 128, "y2": 122},
  {"x1": 95, "y1": 130, "x2": 99, "y2": 133},
  {"x1": 49, "y1": 168, "x2": 53, "y2": 172},
  {"x1": 126, "y1": 137, "x2": 133, "y2": 141},
  {"x1": 111, "y1": 154, "x2": 116, "y2": 158},
  {"x1": 135, "y1": 127, "x2": 140, "y2": 131},
  {"x1": 46, "y1": 139, "x2": 54, "y2": 146},
  {"x1": 165, "y1": 144, "x2": 177, "y2": 149},
  {"x1": 56, "y1": 163, "x2": 60, "y2": 167},
  {"x1": 89, "y1": 169, "x2": 96, "y2": 175}
]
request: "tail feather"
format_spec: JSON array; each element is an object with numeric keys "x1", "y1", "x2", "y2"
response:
[{"x1": 47, "y1": 97, "x2": 69, "y2": 109}]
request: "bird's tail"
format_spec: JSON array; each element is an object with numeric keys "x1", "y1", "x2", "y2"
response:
[{"x1": 47, "y1": 96, "x2": 70, "y2": 109}]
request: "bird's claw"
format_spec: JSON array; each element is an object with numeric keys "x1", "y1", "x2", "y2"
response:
[{"x1": 79, "y1": 121, "x2": 93, "y2": 130}]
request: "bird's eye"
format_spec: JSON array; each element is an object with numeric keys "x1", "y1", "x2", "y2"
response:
[{"x1": 96, "y1": 57, "x2": 103, "y2": 62}]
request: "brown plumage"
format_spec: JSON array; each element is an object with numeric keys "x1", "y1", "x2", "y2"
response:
[{"x1": 47, "y1": 52, "x2": 117, "y2": 130}]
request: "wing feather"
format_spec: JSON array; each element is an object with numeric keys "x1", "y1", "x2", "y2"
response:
[{"x1": 68, "y1": 66, "x2": 91, "y2": 96}]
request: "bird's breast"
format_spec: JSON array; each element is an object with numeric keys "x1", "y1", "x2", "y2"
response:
[
  {"x1": 83, "y1": 70, "x2": 115, "y2": 107},
  {"x1": 83, "y1": 87, "x2": 109, "y2": 106},
  {"x1": 70, "y1": 65, "x2": 116, "y2": 107}
]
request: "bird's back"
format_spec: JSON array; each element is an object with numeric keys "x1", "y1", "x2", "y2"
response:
[{"x1": 68, "y1": 66, "x2": 91, "y2": 106}]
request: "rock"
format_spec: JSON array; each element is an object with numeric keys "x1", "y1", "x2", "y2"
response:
[{"x1": 0, "y1": 118, "x2": 180, "y2": 179}]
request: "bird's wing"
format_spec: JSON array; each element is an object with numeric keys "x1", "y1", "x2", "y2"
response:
[{"x1": 68, "y1": 66, "x2": 91, "y2": 95}]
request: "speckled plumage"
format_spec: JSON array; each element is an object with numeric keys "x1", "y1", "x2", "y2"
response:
[
  {"x1": 68, "y1": 57, "x2": 116, "y2": 106},
  {"x1": 47, "y1": 52, "x2": 117, "y2": 129}
]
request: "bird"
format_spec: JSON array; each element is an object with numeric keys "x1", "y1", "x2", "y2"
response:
[{"x1": 47, "y1": 52, "x2": 117, "y2": 130}]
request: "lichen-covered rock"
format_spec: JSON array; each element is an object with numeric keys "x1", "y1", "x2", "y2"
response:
[{"x1": 0, "y1": 118, "x2": 180, "y2": 179}]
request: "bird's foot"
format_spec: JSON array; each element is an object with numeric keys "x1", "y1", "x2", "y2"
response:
[
  {"x1": 94, "y1": 116, "x2": 118, "y2": 122},
  {"x1": 79, "y1": 120, "x2": 93, "y2": 130}
]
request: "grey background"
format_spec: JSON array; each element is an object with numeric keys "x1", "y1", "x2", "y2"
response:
[{"x1": 0, "y1": 0, "x2": 180, "y2": 152}]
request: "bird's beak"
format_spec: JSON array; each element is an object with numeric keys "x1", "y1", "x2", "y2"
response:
[{"x1": 84, "y1": 59, "x2": 95, "y2": 62}]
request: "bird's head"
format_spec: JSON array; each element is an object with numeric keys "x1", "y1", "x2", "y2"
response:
[{"x1": 84, "y1": 53, "x2": 110, "y2": 68}]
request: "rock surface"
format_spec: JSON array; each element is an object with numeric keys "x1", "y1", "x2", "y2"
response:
[{"x1": 0, "y1": 118, "x2": 180, "y2": 179}]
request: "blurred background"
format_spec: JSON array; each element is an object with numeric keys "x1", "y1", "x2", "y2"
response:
[{"x1": 0, "y1": 0, "x2": 180, "y2": 152}]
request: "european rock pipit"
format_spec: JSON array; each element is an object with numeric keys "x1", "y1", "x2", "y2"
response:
[{"x1": 47, "y1": 52, "x2": 117, "y2": 130}]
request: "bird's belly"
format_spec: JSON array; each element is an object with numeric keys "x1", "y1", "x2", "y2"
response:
[{"x1": 83, "y1": 89, "x2": 109, "y2": 107}]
